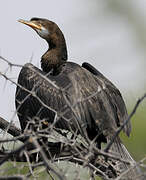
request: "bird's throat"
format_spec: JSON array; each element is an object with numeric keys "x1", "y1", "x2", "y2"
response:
[
  {"x1": 41, "y1": 28, "x2": 68, "y2": 74},
  {"x1": 41, "y1": 47, "x2": 67, "y2": 74}
]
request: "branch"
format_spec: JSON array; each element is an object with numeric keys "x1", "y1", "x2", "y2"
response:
[
  {"x1": 0, "y1": 116, "x2": 21, "y2": 137},
  {"x1": 0, "y1": 56, "x2": 23, "y2": 68},
  {"x1": 0, "y1": 176, "x2": 24, "y2": 180},
  {"x1": 0, "y1": 117, "x2": 27, "y2": 143},
  {"x1": 0, "y1": 141, "x2": 31, "y2": 166},
  {"x1": 32, "y1": 137, "x2": 67, "y2": 180},
  {"x1": 105, "y1": 93, "x2": 146, "y2": 152}
]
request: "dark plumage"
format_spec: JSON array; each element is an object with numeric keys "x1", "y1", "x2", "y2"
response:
[
  {"x1": 15, "y1": 18, "x2": 143, "y2": 178},
  {"x1": 16, "y1": 61, "x2": 131, "y2": 146}
]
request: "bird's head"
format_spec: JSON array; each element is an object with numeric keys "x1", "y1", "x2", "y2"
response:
[
  {"x1": 18, "y1": 17, "x2": 58, "y2": 41},
  {"x1": 18, "y1": 17, "x2": 68, "y2": 68}
]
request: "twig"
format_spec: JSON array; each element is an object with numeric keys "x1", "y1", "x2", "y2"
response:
[
  {"x1": 32, "y1": 136, "x2": 67, "y2": 180},
  {"x1": 0, "y1": 56, "x2": 23, "y2": 68},
  {"x1": 105, "y1": 93, "x2": 146, "y2": 152},
  {"x1": 72, "y1": 157, "x2": 109, "y2": 179},
  {"x1": 0, "y1": 116, "x2": 21, "y2": 138},
  {"x1": 0, "y1": 141, "x2": 30, "y2": 166},
  {"x1": 0, "y1": 176, "x2": 24, "y2": 180},
  {"x1": 0, "y1": 116, "x2": 27, "y2": 143}
]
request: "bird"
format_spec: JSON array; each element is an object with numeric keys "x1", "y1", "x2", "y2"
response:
[{"x1": 15, "y1": 18, "x2": 142, "y2": 179}]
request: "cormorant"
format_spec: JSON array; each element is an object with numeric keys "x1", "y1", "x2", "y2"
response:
[{"x1": 15, "y1": 18, "x2": 141, "y2": 179}]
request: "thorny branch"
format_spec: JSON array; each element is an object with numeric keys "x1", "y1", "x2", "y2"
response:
[
  {"x1": 0, "y1": 117, "x2": 124, "y2": 179},
  {"x1": 0, "y1": 56, "x2": 146, "y2": 179},
  {"x1": 0, "y1": 117, "x2": 22, "y2": 139},
  {"x1": 105, "y1": 93, "x2": 146, "y2": 152}
]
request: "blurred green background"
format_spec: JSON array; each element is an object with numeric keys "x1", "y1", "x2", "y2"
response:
[{"x1": 122, "y1": 101, "x2": 146, "y2": 161}]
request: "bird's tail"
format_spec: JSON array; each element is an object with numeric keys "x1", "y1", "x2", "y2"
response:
[{"x1": 107, "y1": 137, "x2": 145, "y2": 180}]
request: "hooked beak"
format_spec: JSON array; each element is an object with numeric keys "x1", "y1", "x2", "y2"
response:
[{"x1": 18, "y1": 19, "x2": 42, "y2": 30}]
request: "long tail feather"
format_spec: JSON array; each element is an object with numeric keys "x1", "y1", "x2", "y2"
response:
[{"x1": 107, "y1": 137, "x2": 145, "y2": 180}]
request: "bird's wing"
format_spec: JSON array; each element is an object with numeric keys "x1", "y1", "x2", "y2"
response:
[
  {"x1": 82, "y1": 62, "x2": 131, "y2": 136},
  {"x1": 15, "y1": 63, "x2": 93, "y2": 135},
  {"x1": 64, "y1": 63, "x2": 122, "y2": 141},
  {"x1": 15, "y1": 63, "x2": 72, "y2": 132},
  {"x1": 16, "y1": 62, "x2": 130, "y2": 141}
]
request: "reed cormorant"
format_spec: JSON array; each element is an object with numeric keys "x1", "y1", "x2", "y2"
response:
[{"x1": 15, "y1": 18, "x2": 141, "y2": 178}]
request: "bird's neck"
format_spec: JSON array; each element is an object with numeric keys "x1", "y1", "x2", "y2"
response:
[{"x1": 41, "y1": 30, "x2": 68, "y2": 73}]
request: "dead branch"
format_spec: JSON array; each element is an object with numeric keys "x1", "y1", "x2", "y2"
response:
[{"x1": 105, "y1": 93, "x2": 146, "y2": 152}]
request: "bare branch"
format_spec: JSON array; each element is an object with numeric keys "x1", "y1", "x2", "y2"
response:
[
  {"x1": 0, "y1": 56, "x2": 23, "y2": 68},
  {"x1": 105, "y1": 93, "x2": 146, "y2": 152},
  {"x1": 0, "y1": 176, "x2": 24, "y2": 180}
]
